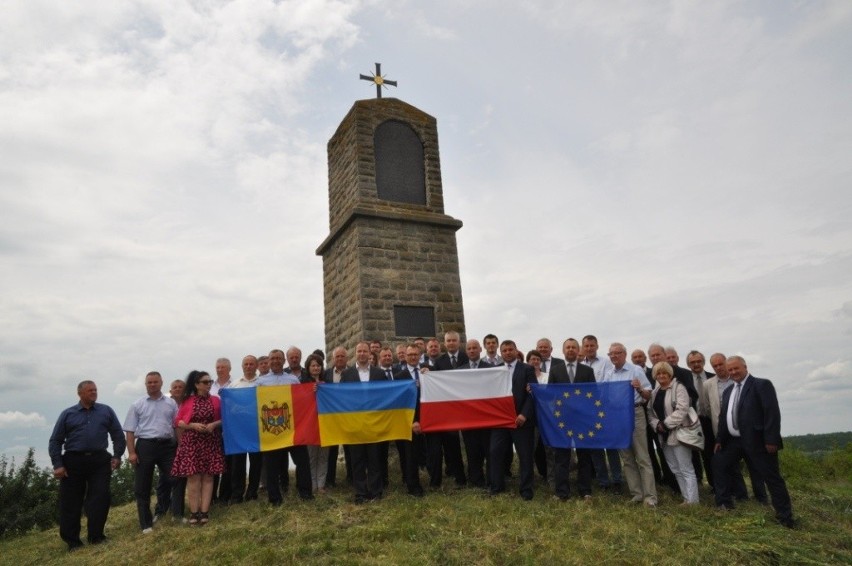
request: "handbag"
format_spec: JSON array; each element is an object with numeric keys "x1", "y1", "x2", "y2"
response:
[{"x1": 671, "y1": 384, "x2": 705, "y2": 451}]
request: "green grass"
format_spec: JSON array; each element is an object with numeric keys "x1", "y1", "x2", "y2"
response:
[{"x1": 3, "y1": 458, "x2": 851, "y2": 565}]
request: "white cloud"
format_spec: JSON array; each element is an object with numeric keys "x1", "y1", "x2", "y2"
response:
[{"x1": 0, "y1": 412, "x2": 47, "y2": 429}]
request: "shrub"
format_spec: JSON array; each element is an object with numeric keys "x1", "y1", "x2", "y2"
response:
[{"x1": 0, "y1": 449, "x2": 57, "y2": 538}]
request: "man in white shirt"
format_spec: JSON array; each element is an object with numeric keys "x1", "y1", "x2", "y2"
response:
[
  {"x1": 582, "y1": 335, "x2": 621, "y2": 492},
  {"x1": 228, "y1": 355, "x2": 262, "y2": 503},
  {"x1": 123, "y1": 371, "x2": 178, "y2": 533}
]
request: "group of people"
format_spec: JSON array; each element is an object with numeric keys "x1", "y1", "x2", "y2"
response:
[{"x1": 47, "y1": 332, "x2": 796, "y2": 551}]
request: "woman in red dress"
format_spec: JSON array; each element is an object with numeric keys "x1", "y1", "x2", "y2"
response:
[{"x1": 171, "y1": 371, "x2": 224, "y2": 525}]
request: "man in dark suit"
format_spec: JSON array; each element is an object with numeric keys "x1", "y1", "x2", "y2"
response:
[
  {"x1": 323, "y1": 346, "x2": 351, "y2": 488},
  {"x1": 687, "y1": 349, "x2": 717, "y2": 488},
  {"x1": 424, "y1": 338, "x2": 442, "y2": 369},
  {"x1": 395, "y1": 343, "x2": 428, "y2": 497},
  {"x1": 340, "y1": 342, "x2": 388, "y2": 503},
  {"x1": 714, "y1": 356, "x2": 795, "y2": 528},
  {"x1": 549, "y1": 338, "x2": 596, "y2": 500},
  {"x1": 429, "y1": 331, "x2": 468, "y2": 487},
  {"x1": 458, "y1": 339, "x2": 493, "y2": 488},
  {"x1": 489, "y1": 340, "x2": 537, "y2": 500},
  {"x1": 534, "y1": 337, "x2": 564, "y2": 485},
  {"x1": 376, "y1": 347, "x2": 400, "y2": 487}
]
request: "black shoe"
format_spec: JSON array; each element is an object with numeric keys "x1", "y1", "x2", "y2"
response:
[
  {"x1": 778, "y1": 517, "x2": 797, "y2": 529},
  {"x1": 67, "y1": 541, "x2": 84, "y2": 552},
  {"x1": 408, "y1": 487, "x2": 425, "y2": 498},
  {"x1": 88, "y1": 535, "x2": 108, "y2": 545},
  {"x1": 521, "y1": 493, "x2": 534, "y2": 501}
]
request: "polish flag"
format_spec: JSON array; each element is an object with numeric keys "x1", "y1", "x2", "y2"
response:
[{"x1": 419, "y1": 367, "x2": 516, "y2": 432}]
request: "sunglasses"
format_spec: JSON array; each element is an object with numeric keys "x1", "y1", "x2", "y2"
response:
[{"x1": 198, "y1": 379, "x2": 213, "y2": 385}]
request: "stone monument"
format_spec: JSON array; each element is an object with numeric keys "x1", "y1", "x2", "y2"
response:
[{"x1": 316, "y1": 95, "x2": 466, "y2": 354}]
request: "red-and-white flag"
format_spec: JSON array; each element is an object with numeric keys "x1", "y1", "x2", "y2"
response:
[{"x1": 419, "y1": 367, "x2": 516, "y2": 432}]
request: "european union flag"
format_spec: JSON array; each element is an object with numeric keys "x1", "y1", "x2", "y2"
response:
[{"x1": 531, "y1": 382, "x2": 634, "y2": 449}]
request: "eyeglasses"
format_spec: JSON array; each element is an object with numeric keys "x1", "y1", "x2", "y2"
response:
[{"x1": 198, "y1": 380, "x2": 213, "y2": 385}]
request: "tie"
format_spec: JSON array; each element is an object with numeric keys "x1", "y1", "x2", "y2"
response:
[
  {"x1": 542, "y1": 360, "x2": 547, "y2": 373},
  {"x1": 470, "y1": 361, "x2": 476, "y2": 369},
  {"x1": 731, "y1": 383, "x2": 742, "y2": 430},
  {"x1": 568, "y1": 362, "x2": 575, "y2": 382},
  {"x1": 451, "y1": 354, "x2": 457, "y2": 368},
  {"x1": 413, "y1": 367, "x2": 420, "y2": 383},
  {"x1": 386, "y1": 369, "x2": 393, "y2": 380}
]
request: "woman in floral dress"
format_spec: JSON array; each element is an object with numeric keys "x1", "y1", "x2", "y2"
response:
[{"x1": 171, "y1": 370, "x2": 224, "y2": 525}]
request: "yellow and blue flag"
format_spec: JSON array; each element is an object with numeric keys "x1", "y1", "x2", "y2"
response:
[
  {"x1": 317, "y1": 381, "x2": 417, "y2": 446},
  {"x1": 220, "y1": 384, "x2": 319, "y2": 455},
  {"x1": 531, "y1": 381, "x2": 634, "y2": 449}
]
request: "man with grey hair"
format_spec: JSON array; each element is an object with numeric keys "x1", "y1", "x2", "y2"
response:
[
  {"x1": 49, "y1": 381, "x2": 126, "y2": 551},
  {"x1": 700, "y1": 353, "x2": 766, "y2": 503},
  {"x1": 605, "y1": 344, "x2": 656, "y2": 506},
  {"x1": 284, "y1": 346, "x2": 304, "y2": 379},
  {"x1": 212, "y1": 357, "x2": 233, "y2": 503},
  {"x1": 714, "y1": 356, "x2": 794, "y2": 528},
  {"x1": 687, "y1": 349, "x2": 715, "y2": 487},
  {"x1": 431, "y1": 330, "x2": 468, "y2": 487},
  {"x1": 323, "y1": 346, "x2": 351, "y2": 487}
]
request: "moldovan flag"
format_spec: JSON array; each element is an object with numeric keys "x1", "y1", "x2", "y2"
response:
[
  {"x1": 220, "y1": 384, "x2": 320, "y2": 456},
  {"x1": 419, "y1": 367, "x2": 516, "y2": 433},
  {"x1": 316, "y1": 381, "x2": 417, "y2": 446},
  {"x1": 531, "y1": 381, "x2": 633, "y2": 450}
]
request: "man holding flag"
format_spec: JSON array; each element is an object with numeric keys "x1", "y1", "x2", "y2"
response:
[
  {"x1": 605, "y1": 342, "x2": 656, "y2": 507},
  {"x1": 488, "y1": 340, "x2": 537, "y2": 501},
  {"x1": 257, "y1": 349, "x2": 314, "y2": 504},
  {"x1": 340, "y1": 342, "x2": 389, "y2": 503},
  {"x1": 547, "y1": 338, "x2": 596, "y2": 501}
]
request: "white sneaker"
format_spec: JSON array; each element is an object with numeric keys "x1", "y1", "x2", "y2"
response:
[{"x1": 142, "y1": 528, "x2": 153, "y2": 534}]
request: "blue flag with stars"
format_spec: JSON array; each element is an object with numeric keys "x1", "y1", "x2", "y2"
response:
[{"x1": 531, "y1": 381, "x2": 634, "y2": 449}]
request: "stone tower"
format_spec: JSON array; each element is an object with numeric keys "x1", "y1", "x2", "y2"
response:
[{"x1": 316, "y1": 97, "x2": 465, "y2": 354}]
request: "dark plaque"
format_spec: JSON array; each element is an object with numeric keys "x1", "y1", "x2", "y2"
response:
[
  {"x1": 394, "y1": 306, "x2": 435, "y2": 337},
  {"x1": 374, "y1": 120, "x2": 426, "y2": 205}
]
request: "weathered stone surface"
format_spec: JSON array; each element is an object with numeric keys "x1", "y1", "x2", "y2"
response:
[{"x1": 317, "y1": 98, "x2": 466, "y2": 355}]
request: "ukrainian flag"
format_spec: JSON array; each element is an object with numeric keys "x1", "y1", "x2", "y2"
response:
[
  {"x1": 317, "y1": 381, "x2": 417, "y2": 446},
  {"x1": 220, "y1": 384, "x2": 320, "y2": 455}
]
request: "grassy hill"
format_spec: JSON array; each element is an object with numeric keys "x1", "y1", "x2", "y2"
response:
[{"x1": 2, "y1": 447, "x2": 851, "y2": 566}]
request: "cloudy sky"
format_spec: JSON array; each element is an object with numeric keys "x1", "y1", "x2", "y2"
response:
[{"x1": 2, "y1": 1, "x2": 851, "y2": 467}]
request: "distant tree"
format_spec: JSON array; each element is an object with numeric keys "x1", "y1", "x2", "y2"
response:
[{"x1": 0, "y1": 449, "x2": 57, "y2": 538}]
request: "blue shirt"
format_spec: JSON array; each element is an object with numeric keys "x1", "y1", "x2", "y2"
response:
[
  {"x1": 604, "y1": 362, "x2": 652, "y2": 404},
  {"x1": 122, "y1": 394, "x2": 178, "y2": 440},
  {"x1": 257, "y1": 372, "x2": 300, "y2": 386},
  {"x1": 49, "y1": 402, "x2": 126, "y2": 469}
]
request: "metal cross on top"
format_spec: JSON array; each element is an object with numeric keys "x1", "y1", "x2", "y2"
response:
[{"x1": 360, "y1": 62, "x2": 397, "y2": 99}]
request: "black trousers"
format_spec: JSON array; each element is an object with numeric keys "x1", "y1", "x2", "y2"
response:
[
  {"x1": 59, "y1": 451, "x2": 112, "y2": 547},
  {"x1": 554, "y1": 448, "x2": 593, "y2": 498},
  {"x1": 401, "y1": 437, "x2": 424, "y2": 495},
  {"x1": 133, "y1": 438, "x2": 176, "y2": 529},
  {"x1": 349, "y1": 442, "x2": 383, "y2": 500},
  {"x1": 489, "y1": 426, "x2": 534, "y2": 499},
  {"x1": 426, "y1": 431, "x2": 466, "y2": 486},
  {"x1": 326, "y1": 444, "x2": 353, "y2": 487},
  {"x1": 170, "y1": 477, "x2": 186, "y2": 518},
  {"x1": 462, "y1": 428, "x2": 491, "y2": 487},
  {"x1": 714, "y1": 436, "x2": 792, "y2": 521},
  {"x1": 265, "y1": 446, "x2": 312, "y2": 503},
  {"x1": 379, "y1": 440, "x2": 409, "y2": 486},
  {"x1": 230, "y1": 451, "x2": 263, "y2": 501}
]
